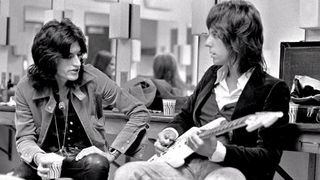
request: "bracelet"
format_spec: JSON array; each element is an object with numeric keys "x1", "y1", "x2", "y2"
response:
[{"x1": 109, "y1": 148, "x2": 121, "y2": 158}]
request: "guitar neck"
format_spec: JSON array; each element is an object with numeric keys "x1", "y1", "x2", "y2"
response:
[{"x1": 199, "y1": 115, "x2": 249, "y2": 139}]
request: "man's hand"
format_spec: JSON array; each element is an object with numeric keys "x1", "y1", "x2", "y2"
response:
[
  {"x1": 75, "y1": 146, "x2": 120, "y2": 162},
  {"x1": 154, "y1": 129, "x2": 177, "y2": 155},
  {"x1": 186, "y1": 127, "x2": 218, "y2": 157},
  {"x1": 35, "y1": 153, "x2": 64, "y2": 180},
  {"x1": 36, "y1": 153, "x2": 50, "y2": 180},
  {"x1": 75, "y1": 146, "x2": 105, "y2": 161}
]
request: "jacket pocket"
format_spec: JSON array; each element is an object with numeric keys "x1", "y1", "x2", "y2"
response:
[{"x1": 90, "y1": 116, "x2": 108, "y2": 149}]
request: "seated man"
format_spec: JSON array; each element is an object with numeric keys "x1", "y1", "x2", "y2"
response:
[
  {"x1": 114, "y1": 1, "x2": 290, "y2": 180},
  {"x1": 13, "y1": 18, "x2": 150, "y2": 180}
]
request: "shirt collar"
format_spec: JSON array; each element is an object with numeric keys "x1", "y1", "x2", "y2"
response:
[
  {"x1": 237, "y1": 68, "x2": 254, "y2": 90},
  {"x1": 215, "y1": 65, "x2": 228, "y2": 85},
  {"x1": 214, "y1": 65, "x2": 254, "y2": 90}
]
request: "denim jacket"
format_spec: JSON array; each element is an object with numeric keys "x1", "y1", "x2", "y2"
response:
[{"x1": 14, "y1": 64, "x2": 150, "y2": 164}]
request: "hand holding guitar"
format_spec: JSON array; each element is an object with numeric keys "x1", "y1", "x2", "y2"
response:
[
  {"x1": 186, "y1": 127, "x2": 218, "y2": 158},
  {"x1": 154, "y1": 129, "x2": 178, "y2": 155}
]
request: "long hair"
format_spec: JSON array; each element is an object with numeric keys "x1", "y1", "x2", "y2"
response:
[
  {"x1": 28, "y1": 18, "x2": 87, "y2": 92},
  {"x1": 91, "y1": 50, "x2": 113, "y2": 78},
  {"x1": 153, "y1": 53, "x2": 186, "y2": 90},
  {"x1": 206, "y1": 0, "x2": 265, "y2": 74}
]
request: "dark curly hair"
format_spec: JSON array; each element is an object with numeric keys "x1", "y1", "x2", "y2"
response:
[
  {"x1": 28, "y1": 18, "x2": 87, "y2": 92},
  {"x1": 206, "y1": 0, "x2": 266, "y2": 74}
]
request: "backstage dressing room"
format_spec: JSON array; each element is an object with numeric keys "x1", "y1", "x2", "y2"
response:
[{"x1": 0, "y1": 0, "x2": 320, "y2": 180}]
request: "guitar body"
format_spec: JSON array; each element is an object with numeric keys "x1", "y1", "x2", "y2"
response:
[
  {"x1": 147, "y1": 130, "x2": 194, "y2": 167},
  {"x1": 148, "y1": 112, "x2": 283, "y2": 168},
  {"x1": 148, "y1": 117, "x2": 226, "y2": 167}
]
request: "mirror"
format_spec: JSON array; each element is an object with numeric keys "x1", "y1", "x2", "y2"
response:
[
  {"x1": 132, "y1": 19, "x2": 196, "y2": 93},
  {"x1": 3, "y1": 0, "x2": 195, "y2": 96}
]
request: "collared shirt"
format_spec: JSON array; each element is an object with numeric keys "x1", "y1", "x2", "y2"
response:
[{"x1": 214, "y1": 65, "x2": 254, "y2": 110}]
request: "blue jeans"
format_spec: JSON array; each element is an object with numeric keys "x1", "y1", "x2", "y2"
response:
[{"x1": 13, "y1": 153, "x2": 109, "y2": 180}]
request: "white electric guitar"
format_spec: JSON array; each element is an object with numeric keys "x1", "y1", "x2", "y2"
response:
[{"x1": 148, "y1": 111, "x2": 283, "y2": 168}]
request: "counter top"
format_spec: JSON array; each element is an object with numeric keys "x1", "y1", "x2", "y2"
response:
[
  {"x1": 0, "y1": 105, "x2": 15, "y2": 112},
  {"x1": 1, "y1": 106, "x2": 320, "y2": 156},
  {"x1": 105, "y1": 110, "x2": 174, "y2": 123},
  {"x1": 0, "y1": 106, "x2": 15, "y2": 126},
  {"x1": 0, "y1": 105, "x2": 319, "y2": 132},
  {"x1": 0, "y1": 106, "x2": 174, "y2": 126}
]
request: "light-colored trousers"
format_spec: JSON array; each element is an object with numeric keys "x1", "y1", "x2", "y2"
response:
[{"x1": 114, "y1": 158, "x2": 246, "y2": 180}]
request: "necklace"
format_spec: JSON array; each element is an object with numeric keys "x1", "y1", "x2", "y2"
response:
[{"x1": 54, "y1": 100, "x2": 69, "y2": 156}]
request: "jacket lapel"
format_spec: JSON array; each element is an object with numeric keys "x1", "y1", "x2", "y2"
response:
[
  {"x1": 69, "y1": 68, "x2": 95, "y2": 145},
  {"x1": 193, "y1": 69, "x2": 218, "y2": 122},
  {"x1": 32, "y1": 89, "x2": 58, "y2": 145},
  {"x1": 232, "y1": 69, "x2": 264, "y2": 120}
]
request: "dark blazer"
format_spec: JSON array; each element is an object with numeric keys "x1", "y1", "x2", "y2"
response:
[{"x1": 167, "y1": 65, "x2": 290, "y2": 180}]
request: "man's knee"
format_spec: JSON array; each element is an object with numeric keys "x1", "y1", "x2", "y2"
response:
[
  {"x1": 114, "y1": 162, "x2": 141, "y2": 180},
  {"x1": 204, "y1": 167, "x2": 246, "y2": 180},
  {"x1": 83, "y1": 153, "x2": 110, "y2": 172}
]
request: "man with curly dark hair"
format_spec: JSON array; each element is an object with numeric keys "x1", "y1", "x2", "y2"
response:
[{"x1": 12, "y1": 18, "x2": 150, "y2": 180}]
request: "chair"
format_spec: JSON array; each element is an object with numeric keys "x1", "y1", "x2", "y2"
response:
[
  {"x1": 0, "y1": 125, "x2": 14, "y2": 160},
  {"x1": 276, "y1": 165, "x2": 293, "y2": 180}
]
